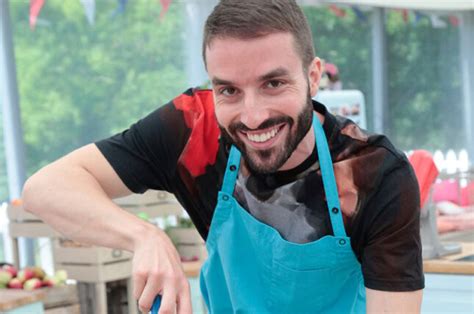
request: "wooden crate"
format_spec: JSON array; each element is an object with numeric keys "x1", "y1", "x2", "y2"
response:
[
  {"x1": 45, "y1": 304, "x2": 81, "y2": 314},
  {"x1": 53, "y1": 239, "x2": 132, "y2": 283},
  {"x1": 167, "y1": 227, "x2": 207, "y2": 261},
  {"x1": 53, "y1": 239, "x2": 132, "y2": 265},
  {"x1": 7, "y1": 202, "x2": 41, "y2": 221},
  {"x1": 43, "y1": 285, "x2": 80, "y2": 313},
  {"x1": 9, "y1": 222, "x2": 58, "y2": 238},
  {"x1": 114, "y1": 190, "x2": 183, "y2": 217},
  {"x1": 7, "y1": 202, "x2": 58, "y2": 238},
  {"x1": 56, "y1": 259, "x2": 132, "y2": 283},
  {"x1": 177, "y1": 244, "x2": 208, "y2": 261},
  {"x1": 167, "y1": 227, "x2": 203, "y2": 244}
]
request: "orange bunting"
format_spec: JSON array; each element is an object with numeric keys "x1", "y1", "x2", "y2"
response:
[{"x1": 329, "y1": 5, "x2": 346, "y2": 18}]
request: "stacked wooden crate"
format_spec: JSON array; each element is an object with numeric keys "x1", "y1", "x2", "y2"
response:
[
  {"x1": 167, "y1": 227, "x2": 207, "y2": 262},
  {"x1": 7, "y1": 199, "x2": 58, "y2": 268},
  {"x1": 43, "y1": 285, "x2": 81, "y2": 314},
  {"x1": 0, "y1": 285, "x2": 80, "y2": 314},
  {"x1": 51, "y1": 190, "x2": 186, "y2": 314},
  {"x1": 7, "y1": 191, "x2": 205, "y2": 313}
]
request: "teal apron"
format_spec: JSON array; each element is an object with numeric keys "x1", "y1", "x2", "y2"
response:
[{"x1": 199, "y1": 114, "x2": 366, "y2": 313}]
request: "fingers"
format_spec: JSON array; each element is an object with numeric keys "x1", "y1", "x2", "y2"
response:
[
  {"x1": 158, "y1": 287, "x2": 177, "y2": 314},
  {"x1": 133, "y1": 270, "x2": 147, "y2": 301},
  {"x1": 136, "y1": 275, "x2": 192, "y2": 314},
  {"x1": 138, "y1": 273, "x2": 161, "y2": 313},
  {"x1": 176, "y1": 280, "x2": 193, "y2": 314}
]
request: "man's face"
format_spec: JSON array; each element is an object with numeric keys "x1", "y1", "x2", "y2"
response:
[{"x1": 206, "y1": 32, "x2": 321, "y2": 174}]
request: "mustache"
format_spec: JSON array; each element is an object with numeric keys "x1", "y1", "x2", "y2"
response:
[{"x1": 228, "y1": 116, "x2": 293, "y2": 133}]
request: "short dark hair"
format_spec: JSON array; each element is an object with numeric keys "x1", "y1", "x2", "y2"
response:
[{"x1": 203, "y1": 0, "x2": 315, "y2": 70}]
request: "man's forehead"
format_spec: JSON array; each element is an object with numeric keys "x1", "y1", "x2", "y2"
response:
[
  {"x1": 204, "y1": 32, "x2": 299, "y2": 63},
  {"x1": 205, "y1": 32, "x2": 303, "y2": 81}
]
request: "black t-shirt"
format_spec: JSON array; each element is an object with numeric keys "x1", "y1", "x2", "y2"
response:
[{"x1": 96, "y1": 88, "x2": 424, "y2": 292}]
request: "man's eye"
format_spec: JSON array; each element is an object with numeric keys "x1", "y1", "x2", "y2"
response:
[
  {"x1": 266, "y1": 80, "x2": 283, "y2": 88},
  {"x1": 220, "y1": 87, "x2": 237, "y2": 96}
]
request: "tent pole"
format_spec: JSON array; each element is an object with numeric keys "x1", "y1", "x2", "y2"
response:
[
  {"x1": 0, "y1": 0, "x2": 34, "y2": 267},
  {"x1": 372, "y1": 7, "x2": 389, "y2": 135},
  {"x1": 460, "y1": 11, "x2": 474, "y2": 166}
]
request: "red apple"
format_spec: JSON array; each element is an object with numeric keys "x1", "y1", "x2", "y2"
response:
[
  {"x1": 7, "y1": 278, "x2": 23, "y2": 289},
  {"x1": 17, "y1": 268, "x2": 35, "y2": 282},
  {"x1": 2, "y1": 265, "x2": 18, "y2": 278},
  {"x1": 23, "y1": 278, "x2": 42, "y2": 290}
]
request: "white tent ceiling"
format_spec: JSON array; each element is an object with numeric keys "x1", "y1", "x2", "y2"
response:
[{"x1": 301, "y1": 0, "x2": 474, "y2": 11}]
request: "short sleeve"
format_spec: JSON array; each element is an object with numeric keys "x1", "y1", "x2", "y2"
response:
[
  {"x1": 95, "y1": 102, "x2": 188, "y2": 194},
  {"x1": 361, "y1": 159, "x2": 425, "y2": 291}
]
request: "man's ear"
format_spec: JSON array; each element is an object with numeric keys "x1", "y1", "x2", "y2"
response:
[{"x1": 308, "y1": 57, "x2": 322, "y2": 97}]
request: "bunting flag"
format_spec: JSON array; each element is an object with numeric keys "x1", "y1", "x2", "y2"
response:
[
  {"x1": 413, "y1": 11, "x2": 425, "y2": 25},
  {"x1": 329, "y1": 5, "x2": 346, "y2": 18},
  {"x1": 110, "y1": 0, "x2": 128, "y2": 18},
  {"x1": 29, "y1": 0, "x2": 45, "y2": 30},
  {"x1": 430, "y1": 14, "x2": 447, "y2": 28},
  {"x1": 402, "y1": 9, "x2": 409, "y2": 23},
  {"x1": 448, "y1": 15, "x2": 460, "y2": 27},
  {"x1": 351, "y1": 6, "x2": 367, "y2": 22},
  {"x1": 159, "y1": 0, "x2": 172, "y2": 20},
  {"x1": 117, "y1": 0, "x2": 128, "y2": 14},
  {"x1": 80, "y1": 0, "x2": 95, "y2": 25},
  {"x1": 394, "y1": 9, "x2": 409, "y2": 23}
]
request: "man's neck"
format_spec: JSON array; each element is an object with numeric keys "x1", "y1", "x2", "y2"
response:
[{"x1": 278, "y1": 112, "x2": 323, "y2": 171}]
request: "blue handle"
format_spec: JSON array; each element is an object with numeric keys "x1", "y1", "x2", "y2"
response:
[{"x1": 150, "y1": 295, "x2": 162, "y2": 314}]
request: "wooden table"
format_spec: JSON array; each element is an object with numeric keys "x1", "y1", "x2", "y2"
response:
[
  {"x1": 422, "y1": 231, "x2": 474, "y2": 313},
  {"x1": 0, "y1": 289, "x2": 46, "y2": 313},
  {"x1": 423, "y1": 242, "x2": 474, "y2": 274},
  {"x1": 423, "y1": 229, "x2": 474, "y2": 274},
  {"x1": 183, "y1": 261, "x2": 202, "y2": 277}
]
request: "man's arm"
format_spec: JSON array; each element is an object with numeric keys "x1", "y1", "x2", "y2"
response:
[
  {"x1": 23, "y1": 144, "x2": 142, "y2": 249},
  {"x1": 22, "y1": 144, "x2": 192, "y2": 313},
  {"x1": 366, "y1": 288, "x2": 423, "y2": 313}
]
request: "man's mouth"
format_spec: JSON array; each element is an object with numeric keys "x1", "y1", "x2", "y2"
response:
[{"x1": 239, "y1": 123, "x2": 286, "y2": 144}]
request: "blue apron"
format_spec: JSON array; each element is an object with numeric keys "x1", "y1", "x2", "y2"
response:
[{"x1": 200, "y1": 115, "x2": 366, "y2": 313}]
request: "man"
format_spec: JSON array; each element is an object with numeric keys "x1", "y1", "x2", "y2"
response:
[{"x1": 23, "y1": 0, "x2": 424, "y2": 313}]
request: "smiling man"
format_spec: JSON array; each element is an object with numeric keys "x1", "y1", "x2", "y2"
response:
[{"x1": 23, "y1": 0, "x2": 424, "y2": 313}]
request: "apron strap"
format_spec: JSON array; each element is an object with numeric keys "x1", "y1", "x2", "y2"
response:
[
  {"x1": 312, "y1": 114, "x2": 347, "y2": 238},
  {"x1": 221, "y1": 145, "x2": 241, "y2": 195},
  {"x1": 220, "y1": 115, "x2": 346, "y2": 237}
]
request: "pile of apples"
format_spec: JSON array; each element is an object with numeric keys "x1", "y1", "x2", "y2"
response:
[{"x1": 0, "y1": 264, "x2": 68, "y2": 291}]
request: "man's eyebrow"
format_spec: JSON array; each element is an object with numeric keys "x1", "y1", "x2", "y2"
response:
[
  {"x1": 211, "y1": 68, "x2": 290, "y2": 86},
  {"x1": 259, "y1": 68, "x2": 290, "y2": 81},
  {"x1": 211, "y1": 77, "x2": 233, "y2": 86}
]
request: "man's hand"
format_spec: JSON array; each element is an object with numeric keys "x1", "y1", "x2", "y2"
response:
[{"x1": 132, "y1": 226, "x2": 193, "y2": 314}]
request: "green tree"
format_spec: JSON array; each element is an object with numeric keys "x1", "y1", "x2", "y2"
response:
[
  {"x1": 9, "y1": 0, "x2": 188, "y2": 181},
  {"x1": 302, "y1": 7, "x2": 464, "y2": 152}
]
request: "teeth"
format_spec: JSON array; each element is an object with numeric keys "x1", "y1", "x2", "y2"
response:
[{"x1": 246, "y1": 127, "x2": 279, "y2": 143}]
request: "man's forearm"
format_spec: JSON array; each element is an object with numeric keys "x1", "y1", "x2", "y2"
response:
[
  {"x1": 366, "y1": 288, "x2": 423, "y2": 313},
  {"x1": 22, "y1": 162, "x2": 152, "y2": 252}
]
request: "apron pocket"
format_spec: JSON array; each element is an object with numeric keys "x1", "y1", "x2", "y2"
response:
[{"x1": 269, "y1": 260, "x2": 361, "y2": 313}]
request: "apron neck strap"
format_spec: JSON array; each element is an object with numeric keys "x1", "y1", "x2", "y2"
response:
[
  {"x1": 220, "y1": 114, "x2": 346, "y2": 238},
  {"x1": 221, "y1": 145, "x2": 242, "y2": 195},
  {"x1": 312, "y1": 114, "x2": 346, "y2": 237}
]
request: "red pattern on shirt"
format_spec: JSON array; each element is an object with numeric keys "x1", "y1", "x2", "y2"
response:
[{"x1": 173, "y1": 90, "x2": 220, "y2": 177}]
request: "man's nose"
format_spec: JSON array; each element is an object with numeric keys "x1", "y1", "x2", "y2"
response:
[{"x1": 239, "y1": 93, "x2": 270, "y2": 130}]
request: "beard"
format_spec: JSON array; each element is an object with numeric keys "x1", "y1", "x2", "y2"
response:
[{"x1": 219, "y1": 91, "x2": 313, "y2": 174}]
